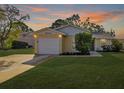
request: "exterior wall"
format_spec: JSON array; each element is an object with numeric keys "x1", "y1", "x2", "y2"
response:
[
  {"x1": 62, "y1": 36, "x2": 113, "y2": 52},
  {"x1": 36, "y1": 30, "x2": 57, "y2": 38},
  {"x1": 59, "y1": 37, "x2": 63, "y2": 53},
  {"x1": 62, "y1": 36, "x2": 76, "y2": 53},
  {"x1": 118, "y1": 39, "x2": 124, "y2": 49},
  {"x1": 34, "y1": 38, "x2": 38, "y2": 54},
  {"x1": 94, "y1": 38, "x2": 112, "y2": 51}
]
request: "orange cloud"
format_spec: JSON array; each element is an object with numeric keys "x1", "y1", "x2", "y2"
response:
[
  {"x1": 33, "y1": 17, "x2": 51, "y2": 21},
  {"x1": 31, "y1": 7, "x2": 48, "y2": 12},
  {"x1": 24, "y1": 6, "x2": 48, "y2": 12},
  {"x1": 80, "y1": 11, "x2": 124, "y2": 23},
  {"x1": 51, "y1": 10, "x2": 124, "y2": 23}
]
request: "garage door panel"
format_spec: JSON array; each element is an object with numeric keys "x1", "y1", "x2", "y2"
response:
[{"x1": 38, "y1": 38, "x2": 60, "y2": 54}]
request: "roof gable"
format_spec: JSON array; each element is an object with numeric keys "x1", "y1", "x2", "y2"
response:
[
  {"x1": 93, "y1": 33, "x2": 114, "y2": 39},
  {"x1": 35, "y1": 27, "x2": 65, "y2": 35},
  {"x1": 54, "y1": 25, "x2": 84, "y2": 36}
]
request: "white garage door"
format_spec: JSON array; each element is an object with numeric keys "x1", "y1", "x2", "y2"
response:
[{"x1": 38, "y1": 38, "x2": 60, "y2": 54}]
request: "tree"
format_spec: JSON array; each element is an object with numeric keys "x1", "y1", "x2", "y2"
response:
[
  {"x1": 5, "y1": 30, "x2": 21, "y2": 48},
  {"x1": 80, "y1": 17, "x2": 106, "y2": 33},
  {"x1": 75, "y1": 32, "x2": 92, "y2": 54},
  {"x1": 112, "y1": 39, "x2": 122, "y2": 52},
  {"x1": 0, "y1": 5, "x2": 32, "y2": 49},
  {"x1": 0, "y1": 7, "x2": 6, "y2": 20},
  {"x1": 51, "y1": 14, "x2": 105, "y2": 33},
  {"x1": 51, "y1": 14, "x2": 116, "y2": 37},
  {"x1": 5, "y1": 21, "x2": 33, "y2": 48},
  {"x1": 66, "y1": 14, "x2": 81, "y2": 26},
  {"x1": 110, "y1": 29, "x2": 115, "y2": 37},
  {"x1": 51, "y1": 19, "x2": 68, "y2": 28},
  {"x1": 51, "y1": 14, "x2": 81, "y2": 28}
]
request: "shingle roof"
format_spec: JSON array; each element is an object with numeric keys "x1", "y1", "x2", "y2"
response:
[
  {"x1": 35, "y1": 27, "x2": 66, "y2": 35},
  {"x1": 93, "y1": 33, "x2": 114, "y2": 39},
  {"x1": 54, "y1": 25, "x2": 84, "y2": 31},
  {"x1": 54, "y1": 25, "x2": 84, "y2": 36},
  {"x1": 36, "y1": 25, "x2": 114, "y2": 39}
]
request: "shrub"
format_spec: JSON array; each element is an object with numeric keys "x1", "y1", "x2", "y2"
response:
[
  {"x1": 12, "y1": 40, "x2": 29, "y2": 49},
  {"x1": 101, "y1": 45, "x2": 113, "y2": 52},
  {"x1": 60, "y1": 51, "x2": 90, "y2": 55},
  {"x1": 112, "y1": 39, "x2": 123, "y2": 52},
  {"x1": 75, "y1": 32, "x2": 92, "y2": 54}
]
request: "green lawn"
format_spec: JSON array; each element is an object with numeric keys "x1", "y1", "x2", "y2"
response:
[
  {"x1": 0, "y1": 52, "x2": 124, "y2": 88},
  {"x1": 0, "y1": 48, "x2": 34, "y2": 57}
]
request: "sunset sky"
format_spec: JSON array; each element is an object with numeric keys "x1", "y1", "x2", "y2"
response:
[{"x1": 14, "y1": 4, "x2": 124, "y2": 38}]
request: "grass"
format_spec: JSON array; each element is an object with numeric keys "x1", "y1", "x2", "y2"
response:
[
  {"x1": 0, "y1": 48, "x2": 34, "y2": 57},
  {"x1": 0, "y1": 52, "x2": 124, "y2": 88}
]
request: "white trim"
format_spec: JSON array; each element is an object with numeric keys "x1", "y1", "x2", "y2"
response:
[{"x1": 35, "y1": 28, "x2": 66, "y2": 35}]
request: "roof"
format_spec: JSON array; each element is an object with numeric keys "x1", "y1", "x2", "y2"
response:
[
  {"x1": 35, "y1": 25, "x2": 114, "y2": 39},
  {"x1": 35, "y1": 27, "x2": 66, "y2": 35},
  {"x1": 117, "y1": 39, "x2": 124, "y2": 43},
  {"x1": 93, "y1": 33, "x2": 114, "y2": 39},
  {"x1": 20, "y1": 32, "x2": 33, "y2": 36},
  {"x1": 54, "y1": 25, "x2": 84, "y2": 31},
  {"x1": 54, "y1": 25, "x2": 84, "y2": 36},
  {"x1": 116, "y1": 38, "x2": 124, "y2": 40}
]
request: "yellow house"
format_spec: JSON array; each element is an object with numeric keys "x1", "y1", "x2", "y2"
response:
[
  {"x1": 34, "y1": 25, "x2": 114, "y2": 54},
  {"x1": 118, "y1": 39, "x2": 124, "y2": 49},
  {"x1": 93, "y1": 33, "x2": 114, "y2": 51}
]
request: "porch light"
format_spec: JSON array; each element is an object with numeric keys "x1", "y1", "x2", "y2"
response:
[
  {"x1": 58, "y1": 34, "x2": 62, "y2": 38},
  {"x1": 33, "y1": 34, "x2": 37, "y2": 39},
  {"x1": 101, "y1": 39, "x2": 106, "y2": 43}
]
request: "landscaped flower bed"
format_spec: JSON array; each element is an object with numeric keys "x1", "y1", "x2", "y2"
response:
[{"x1": 60, "y1": 52, "x2": 90, "y2": 55}]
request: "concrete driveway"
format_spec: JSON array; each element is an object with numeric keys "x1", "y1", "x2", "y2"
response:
[{"x1": 0, "y1": 54, "x2": 35, "y2": 83}]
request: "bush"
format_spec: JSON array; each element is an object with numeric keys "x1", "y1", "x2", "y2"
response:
[
  {"x1": 101, "y1": 40, "x2": 123, "y2": 52},
  {"x1": 60, "y1": 51, "x2": 90, "y2": 55},
  {"x1": 79, "y1": 44, "x2": 89, "y2": 54},
  {"x1": 75, "y1": 32, "x2": 92, "y2": 54},
  {"x1": 112, "y1": 39, "x2": 123, "y2": 52},
  {"x1": 12, "y1": 40, "x2": 29, "y2": 49},
  {"x1": 101, "y1": 45, "x2": 113, "y2": 52}
]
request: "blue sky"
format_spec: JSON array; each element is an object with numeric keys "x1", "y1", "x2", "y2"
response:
[{"x1": 14, "y1": 4, "x2": 124, "y2": 38}]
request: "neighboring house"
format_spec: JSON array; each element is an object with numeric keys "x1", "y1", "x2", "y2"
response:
[
  {"x1": 34, "y1": 25, "x2": 114, "y2": 54},
  {"x1": 118, "y1": 39, "x2": 124, "y2": 49},
  {"x1": 17, "y1": 32, "x2": 35, "y2": 47},
  {"x1": 93, "y1": 32, "x2": 114, "y2": 51}
]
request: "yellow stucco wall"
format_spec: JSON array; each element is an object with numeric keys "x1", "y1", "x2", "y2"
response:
[
  {"x1": 62, "y1": 36, "x2": 75, "y2": 53},
  {"x1": 118, "y1": 39, "x2": 124, "y2": 49},
  {"x1": 95, "y1": 39, "x2": 112, "y2": 46},
  {"x1": 34, "y1": 38, "x2": 38, "y2": 54},
  {"x1": 94, "y1": 38, "x2": 112, "y2": 50},
  {"x1": 34, "y1": 32, "x2": 60, "y2": 38}
]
